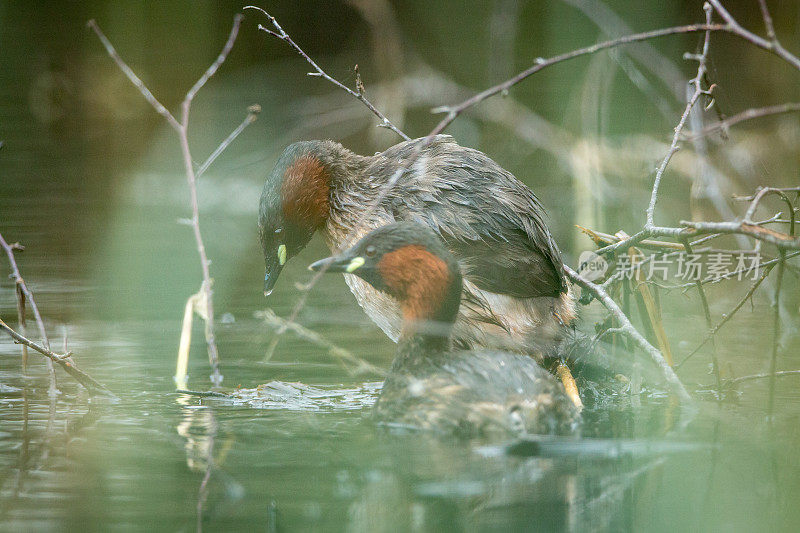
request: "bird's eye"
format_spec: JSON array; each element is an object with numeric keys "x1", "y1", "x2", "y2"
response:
[
  {"x1": 365, "y1": 245, "x2": 377, "y2": 258},
  {"x1": 274, "y1": 228, "x2": 283, "y2": 235}
]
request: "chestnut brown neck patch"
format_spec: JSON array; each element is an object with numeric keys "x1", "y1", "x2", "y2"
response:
[
  {"x1": 281, "y1": 155, "x2": 331, "y2": 230},
  {"x1": 378, "y1": 245, "x2": 455, "y2": 324}
]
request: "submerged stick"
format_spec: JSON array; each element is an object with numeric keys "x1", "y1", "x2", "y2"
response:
[
  {"x1": 256, "y1": 309, "x2": 385, "y2": 377},
  {"x1": 175, "y1": 389, "x2": 230, "y2": 398},
  {"x1": 14, "y1": 281, "x2": 28, "y2": 371},
  {"x1": 0, "y1": 317, "x2": 114, "y2": 397},
  {"x1": 0, "y1": 233, "x2": 57, "y2": 391},
  {"x1": 730, "y1": 370, "x2": 800, "y2": 385}
]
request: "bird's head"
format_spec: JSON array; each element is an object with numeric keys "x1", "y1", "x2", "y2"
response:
[
  {"x1": 258, "y1": 140, "x2": 342, "y2": 295},
  {"x1": 308, "y1": 222, "x2": 462, "y2": 327}
]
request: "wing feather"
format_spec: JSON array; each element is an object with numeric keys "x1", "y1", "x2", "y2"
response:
[{"x1": 372, "y1": 136, "x2": 566, "y2": 299}]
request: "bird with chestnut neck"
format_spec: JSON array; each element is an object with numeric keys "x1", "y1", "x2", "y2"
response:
[
  {"x1": 259, "y1": 135, "x2": 576, "y2": 358},
  {"x1": 309, "y1": 223, "x2": 579, "y2": 437}
]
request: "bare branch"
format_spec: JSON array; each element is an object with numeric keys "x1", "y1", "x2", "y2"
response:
[
  {"x1": 244, "y1": 5, "x2": 410, "y2": 141},
  {"x1": 427, "y1": 22, "x2": 728, "y2": 139},
  {"x1": 685, "y1": 102, "x2": 800, "y2": 140},
  {"x1": 185, "y1": 14, "x2": 244, "y2": 104},
  {"x1": 708, "y1": 0, "x2": 800, "y2": 70},
  {"x1": 742, "y1": 187, "x2": 796, "y2": 227},
  {"x1": 1, "y1": 232, "x2": 56, "y2": 390},
  {"x1": 646, "y1": 3, "x2": 714, "y2": 229},
  {"x1": 564, "y1": 265, "x2": 690, "y2": 401},
  {"x1": 594, "y1": 230, "x2": 650, "y2": 257},
  {"x1": 197, "y1": 105, "x2": 261, "y2": 178},
  {"x1": 0, "y1": 318, "x2": 112, "y2": 396},
  {"x1": 757, "y1": 0, "x2": 777, "y2": 43},
  {"x1": 680, "y1": 220, "x2": 800, "y2": 250},
  {"x1": 87, "y1": 19, "x2": 181, "y2": 131}
]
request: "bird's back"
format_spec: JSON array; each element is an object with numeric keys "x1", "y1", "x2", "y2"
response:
[
  {"x1": 374, "y1": 136, "x2": 566, "y2": 296},
  {"x1": 374, "y1": 349, "x2": 579, "y2": 437}
]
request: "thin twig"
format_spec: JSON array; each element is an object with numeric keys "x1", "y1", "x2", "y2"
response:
[
  {"x1": 592, "y1": 187, "x2": 800, "y2": 254},
  {"x1": 87, "y1": 20, "x2": 181, "y2": 131},
  {"x1": 743, "y1": 187, "x2": 793, "y2": 223},
  {"x1": 590, "y1": 326, "x2": 626, "y2": 349},
  {"x1": 594, "y1": 230, "x2": 650, "y2": 257},
  {"x1": 177, "y1": 15, "x2": 244, "y2": 387},
  {"x1": 685, "y1": 102, "x2": 800, "y2": 140},
  {"x1": 256, "y1": 309, "x2": 384, "y2": 376},
  {"x1": 244, "y1": 6, "x2": 410, "y2": 141},
  {"x1": 676, "y1": 262, "x2": 775, "y2": 369},
  {"x1": 427, "y1": 22, "x2": 727, "y2": 139},
  {"x1": 577, "y1": 225, "x2": 685, "y2": 251},
  {"x1": 767, "y1": 249, "x2": 786, "y2": 416},
  {"x1": 734, "y1": 187, "x2": 800, "y2": 202},
  {"x1": 186, "y1": 14, "x2": 244, "y2": 103},
  {"x1": 646, "y1": 3, "x2": 714, "y2": 229},
  {"x1": 757, "y1": 0, "x2": 777, "y2": 43},
  {"x1": 197, "y1": 104, "x2": 261, "y2": 178},
  {"x1": 709, "y1": 0, "x2": 800, "y2": 70},
  {"x1": 680, "y1": 220, "x2": 800, "y2": 250},
  {"x1": 682, "y1": 238, "x2": 720, "y2": 387}
]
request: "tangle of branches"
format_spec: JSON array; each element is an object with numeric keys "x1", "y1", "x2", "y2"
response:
[{"x1": 245, "y1": 0, "x2": 800, "y2": 406}]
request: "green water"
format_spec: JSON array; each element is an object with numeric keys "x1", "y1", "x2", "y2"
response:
[{"x1": 3, "y1": 1, "x2": 800, "y2": 531}]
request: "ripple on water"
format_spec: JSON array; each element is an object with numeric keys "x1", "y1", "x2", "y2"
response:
[{"x1": 204, "y1": 380, "x2": 384, "y2": 411}]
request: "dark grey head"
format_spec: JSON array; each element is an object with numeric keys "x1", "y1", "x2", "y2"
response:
[
  {"x1": 309, "y1": 223, "x2": 463, "y2": 325},
  {"x1": 258, "y1": 140, "x2": 345, "y2": 295}
]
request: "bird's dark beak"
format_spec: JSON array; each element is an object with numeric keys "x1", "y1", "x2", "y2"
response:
[
  {"x1": 263, "y1": 256, "x2": 284, "y2": 296},
  {"x1": 308, "y1": 254, "x2": 365, "y2": 274}
]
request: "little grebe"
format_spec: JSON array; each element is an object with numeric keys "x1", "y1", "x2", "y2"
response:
[
  {"x1": 260, "y1": 135, "x2": 576, "y2": 356},
  {"x1": 309, "y1": 222, "x2": 579, "y2": 436}
]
